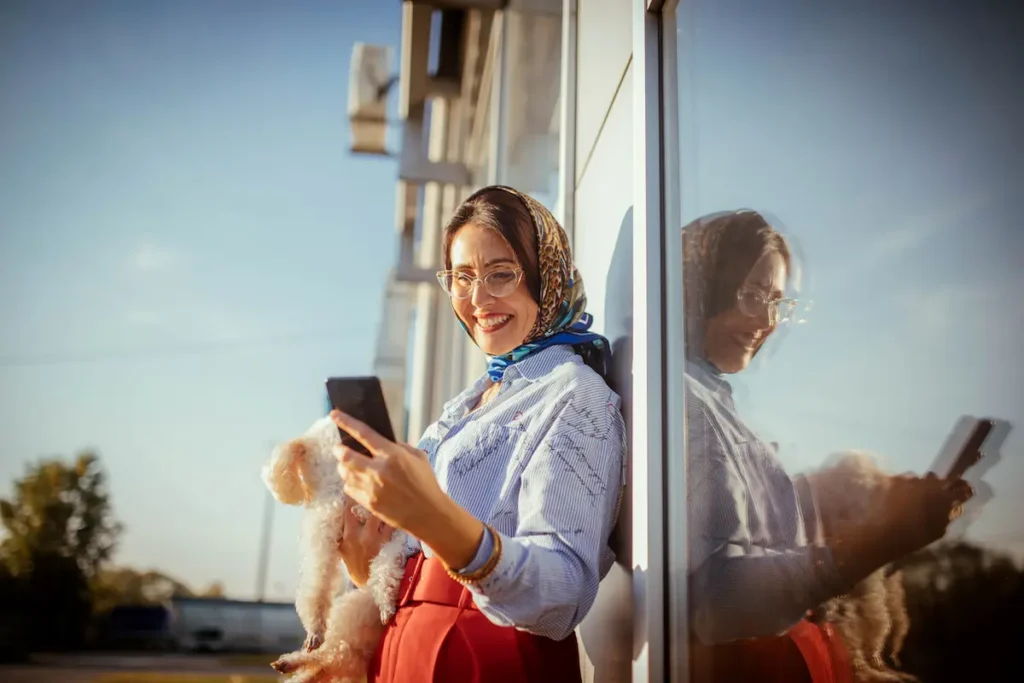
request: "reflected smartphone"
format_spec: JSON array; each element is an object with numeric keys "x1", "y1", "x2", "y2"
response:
[
  {"x1": 325, "y1": 376, "x2": 395, "y2": 457},
  {"x1": 944, "y1": 418, "x2": 994, "y2": 480}
]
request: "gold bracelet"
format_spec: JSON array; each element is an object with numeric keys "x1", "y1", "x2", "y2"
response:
[{"x1": 445, "y1": 524, "x2": 502, "y2": 585}]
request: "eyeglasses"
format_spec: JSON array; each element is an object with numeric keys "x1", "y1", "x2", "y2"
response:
[
  {"x1": 436, "y1": 267, "x2": 524, "y2": 300},
  {"x1": 736, "y1": 286, "x2": 798, "y2": 325}
]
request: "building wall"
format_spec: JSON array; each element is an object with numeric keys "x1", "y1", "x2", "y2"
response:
[{"x1": 572, "y1": 1, "x2": 635, "y2": 681}]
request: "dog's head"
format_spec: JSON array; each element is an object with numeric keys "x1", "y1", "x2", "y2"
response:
[
  {"x1": 262, "y1": 417, "x2": 343, "y2": 505},
  {"x1": 805, "y1": 450, "x2": 891, "y2": 538}
]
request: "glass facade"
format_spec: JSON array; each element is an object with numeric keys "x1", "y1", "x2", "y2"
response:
[{"x1": 672, "y1": 1, "x2": 1022, "y2": 680}]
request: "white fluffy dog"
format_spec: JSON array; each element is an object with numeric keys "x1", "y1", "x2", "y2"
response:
[
  {"x1": 262, "y1": 417, "x2": 410, "y2": 683},
  {"x1": 805, "y1": 451, "x2": 918, "y2": 683}
]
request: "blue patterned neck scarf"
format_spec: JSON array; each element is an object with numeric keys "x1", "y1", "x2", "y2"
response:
[
  {"x1": 486, "y1": 312, "x2": 607, "y2": 382},
  {"x1": 449, "y1": 186, "x2": 610, "y2": 382}
]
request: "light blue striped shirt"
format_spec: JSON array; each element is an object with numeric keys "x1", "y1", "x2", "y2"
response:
[
  {"x1": 412, "y1": 344, "x2": 626, "y2": 641},
  {"x1": 686, "y1": 359, "x2": 841, "y2": 644}
]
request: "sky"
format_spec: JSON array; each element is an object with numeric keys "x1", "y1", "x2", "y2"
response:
[
  {"x1": 676, "y1": 0, "x2": 1024, "y2": 557},
  {"x1": 1, "y1": 0, "x2": 1021, "y2": 608},
  {"x1": 0, "y1": 0, "x2": 403, "y2": 600}
]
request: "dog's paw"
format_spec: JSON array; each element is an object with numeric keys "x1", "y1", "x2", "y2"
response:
[
  {"x1": 271, "y1": 643, "x2": 368, "y2": 683},
  {"x1": 303, "y1": 631, "x2": 324, "y2": 652},
  {"x1": 270, "y1": 649, "x2": 309, "y2": 674}
]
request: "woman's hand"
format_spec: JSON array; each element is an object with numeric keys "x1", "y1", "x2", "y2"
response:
[
  {"x1": 872, "y1": 473, "x2": 974, "y2": 556},
  {"x1": 331, "y1": 410, "x2": 485, "y2": 571},
  {"x1": 337, "y1": 504, "x2": 393, "y2": 587},
  {"x1": 828, "y1": 473, "x2": 974, "y2": 587}
]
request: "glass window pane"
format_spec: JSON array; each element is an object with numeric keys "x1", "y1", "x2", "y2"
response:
[{"x1": 675, "y1": 2, "x2": 1021, "y2": 681}]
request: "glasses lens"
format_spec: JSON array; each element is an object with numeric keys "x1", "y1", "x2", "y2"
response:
[
  {"x1": 737, "y1": 289, "x2": 765, "y2": 317},
  {"x1": 437, "y1": 272, "x2": 469, "y2": 299},
  {"x1": 484, "y1": 269, "x2": 520, "y2": 298}
]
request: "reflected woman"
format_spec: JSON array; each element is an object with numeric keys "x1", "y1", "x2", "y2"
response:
[{"x1": 682, "y1": 210, "x2": 974, "y2": 683}]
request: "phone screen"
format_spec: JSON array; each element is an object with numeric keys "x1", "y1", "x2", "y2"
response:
[
  {"x1": 325, "y1": 376, "x2": 395, "y2": 457},
  {"x1": 946, "y1": 419, "x2": 993, "y2": 480}
]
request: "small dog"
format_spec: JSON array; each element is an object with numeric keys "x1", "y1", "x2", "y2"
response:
[
  {"x1": 262, "y1": 417, "x2": 410, "y2": 683},
  {"x1": 805, "y1": 451, "x2": 918, "y2": 683}
]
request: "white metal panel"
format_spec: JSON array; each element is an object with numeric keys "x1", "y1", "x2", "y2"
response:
[
  {"x1": 573, "y1": 62, "x2": 635, "y2": 683},
  {"x1": 575, "y1": 0, "x2": 633, "y2": 186}
]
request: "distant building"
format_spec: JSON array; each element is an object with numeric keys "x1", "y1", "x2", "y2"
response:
[
  {"x1": 168, "y1": 597, "x2": 303, "y2": 653},
  {"x1": 104, "y1": 604, "x2": 174, "y2": 650}
]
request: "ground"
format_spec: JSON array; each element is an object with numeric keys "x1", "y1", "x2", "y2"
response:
[{"x1": 0, "y1": 653, "x2": 281, "y2": 683}]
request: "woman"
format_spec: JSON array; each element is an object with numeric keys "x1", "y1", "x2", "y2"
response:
[
  {"x1": 682, "y1": 210, "x2": 975, "y2": 683},
  {"x1": 333, "y1": 186, "x2": 625, "y2": 682}
]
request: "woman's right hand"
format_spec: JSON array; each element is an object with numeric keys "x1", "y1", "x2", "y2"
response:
[
  {"x1": 874, "y1": 473, "x2": 974, "y2": 554},
  {"x1": 337, "y1": 504, "x2": 394, "y2": 587},
  {"x1": 829, "y1": 473, "x2": 974, "y2": 587}
]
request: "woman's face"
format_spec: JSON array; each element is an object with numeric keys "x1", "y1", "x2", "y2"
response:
[
  {"x1": 448, "y1": 222, "x2": 539, "y2": 357},
  {"x1": 704, "y1": 251, "x2": 787, "y2": 374}
]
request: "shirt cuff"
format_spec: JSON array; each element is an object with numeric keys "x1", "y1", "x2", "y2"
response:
[{"x1": 457, "y1": 525, "x2": 494, "y2": 575}]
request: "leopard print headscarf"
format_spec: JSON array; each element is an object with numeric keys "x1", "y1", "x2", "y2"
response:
[{"x1": 456, "y1": 185, "x2": 608, "y2": 381}]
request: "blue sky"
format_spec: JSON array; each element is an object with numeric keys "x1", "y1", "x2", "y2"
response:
[
  {"x1": 677, "y1": 0, "x2": 1023, "y2": 557},
  {"x1": 1, "y1": 0, "x2": 1020, "y2": 607},
  {"x1": 0, "y1": 0, "x2": 402, "y2": 599}
]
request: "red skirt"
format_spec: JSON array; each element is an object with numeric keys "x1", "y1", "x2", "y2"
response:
[
  {"x1": 690, "y1": 618, "x2": 852, "y2": 683},
  {"x1": 368, "y1": 552, "x2": 582, "y2": 683}
]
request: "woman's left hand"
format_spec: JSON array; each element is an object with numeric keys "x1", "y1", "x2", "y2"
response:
[{"x1": 330, "y1": 410, "x2": 447, "y2": 535}]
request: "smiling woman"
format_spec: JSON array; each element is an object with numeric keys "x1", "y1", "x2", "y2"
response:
[{"x1": 320, "y1": 185, "x2": 628, "y2": 683}]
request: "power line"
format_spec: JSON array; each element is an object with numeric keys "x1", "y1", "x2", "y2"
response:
[{"x1": 0, "y1": 328, "x2": 363, "y2": 368}]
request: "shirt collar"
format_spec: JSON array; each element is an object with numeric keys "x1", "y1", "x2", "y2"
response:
[
  {"x1": 500, "y1": 344, "x2": 578, "y2": 383},
  {"x1": 437, "y1": 345, "x2": 579, "y2": 425},
  {"x1": 686, "y1": 356, "x2": 733, "y2": 399}
]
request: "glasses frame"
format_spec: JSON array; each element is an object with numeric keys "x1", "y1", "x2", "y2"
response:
[
  {"x1": 435, "y1": 266, "x2": 525, "y2": 300},
  {"x1": 736, "y1": 285, "x2": 799, "y2": 325}
]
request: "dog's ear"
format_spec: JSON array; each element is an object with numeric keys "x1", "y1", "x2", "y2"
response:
[{"x1": 264, "y1": 440, "x2": 312, "y2": 505}]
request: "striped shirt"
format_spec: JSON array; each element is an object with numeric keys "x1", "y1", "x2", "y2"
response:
[
  {"x1": 686, "y1": 358, "x2": 841, "y2": 644},
  {"x1": 412, "y1": 344, "x2": 626, "y2": 641}
]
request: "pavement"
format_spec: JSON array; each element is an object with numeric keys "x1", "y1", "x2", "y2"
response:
[{"x1": 0, "y1": 653, "x2": 279, "y2": 682}]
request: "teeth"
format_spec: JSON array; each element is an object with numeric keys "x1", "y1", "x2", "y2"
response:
[{"x1": 478, "y1": 315, "x2": 511, "y2": 330}]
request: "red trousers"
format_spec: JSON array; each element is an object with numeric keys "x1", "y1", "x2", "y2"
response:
[
  {"x1": 368, "y1": 552, "x2": 582, "y2": 683},
  {"x1": 690, "y1": 618, "x2": 853, "y2": 683}
]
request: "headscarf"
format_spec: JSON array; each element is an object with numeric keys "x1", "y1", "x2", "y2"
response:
[{"x1": 452, "y1": 185, "x2": 609, "y2": 382}]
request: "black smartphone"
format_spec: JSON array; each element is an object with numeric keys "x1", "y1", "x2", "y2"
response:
[
  {"x1": 930, "y1": 416, "x2": 996, "y2": 480},
  {"x1": 325, "y1": 376, "x2": 396, "y2": 457}
]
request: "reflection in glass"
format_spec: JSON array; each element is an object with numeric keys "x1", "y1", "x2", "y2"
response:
[{"x1": 675, "y1": 2, "x2": 1022, "y2": 682}]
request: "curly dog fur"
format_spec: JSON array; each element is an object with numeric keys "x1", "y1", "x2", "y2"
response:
[
  {"x1": 261, "y1": 417, "x2": 410, "y2": 683},
  {"x1": 805, "y1": 451, "x2": 917, "y2": 683}
]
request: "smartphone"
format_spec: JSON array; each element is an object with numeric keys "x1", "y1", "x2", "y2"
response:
[
  {"x1": 945, "y1": 418, "x2": 994, "y2": 479},
  {"x1": 325, "y1": 376, "x2": 396, "y2": 457}
]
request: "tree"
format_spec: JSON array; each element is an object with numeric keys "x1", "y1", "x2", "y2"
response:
[
  {"x1": 0, "y1": 453, "x2": 123, "y2": 650},
  {"x1": 200, "y1": 580, "x2": 226, "y2": 598},
  {"x1": 91, "y1": 567, "x2": 195, "y2": 615},
  {"x1": 0, "y1": 453, "x2": 122, "y2": 580},
  {"x1": 899, "y1": 541, "x2": 1023, "y2": 683}
]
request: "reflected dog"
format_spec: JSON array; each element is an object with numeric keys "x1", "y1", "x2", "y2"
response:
[
  {"x1": 261, "y1": 417, "x2": 409, "y2": 683},
  {"x1": 805, "y1": 451, "x2": 918, "y2": 683}
]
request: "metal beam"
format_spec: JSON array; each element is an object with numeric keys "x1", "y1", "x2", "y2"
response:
[{"x1": 632, "y1": 0, "x2": 668, "y2": 680}]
